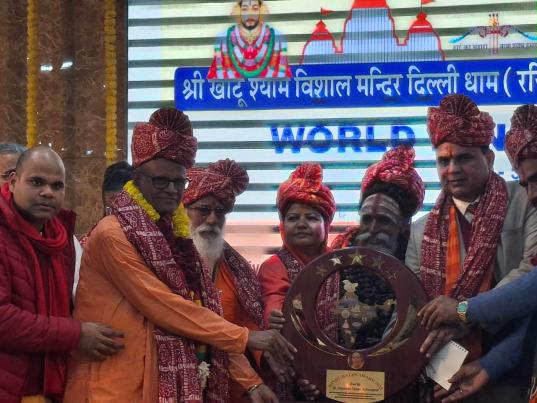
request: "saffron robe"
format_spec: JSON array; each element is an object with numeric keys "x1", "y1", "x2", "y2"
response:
[
  {"x1": 63, "y1": 216, "x2": 249, "y2": 403},
  {"x1": 215, "y1": 257, "x2": 264, "y2": 402}
]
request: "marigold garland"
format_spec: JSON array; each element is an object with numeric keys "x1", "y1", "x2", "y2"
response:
[
  {"x1": 123, "y1": 180, "x2": 190, "y2": 238},
  {"x1": 26, "y1": 0, "x2": 38, "y2": 147},
  {"x1": 104, "y1": 0, "x2": 118, "y2": 164}
]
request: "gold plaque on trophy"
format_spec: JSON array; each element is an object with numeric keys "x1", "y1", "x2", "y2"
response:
[{"x1": 326, "y1": 370, "x2": 385, "y2": 403}]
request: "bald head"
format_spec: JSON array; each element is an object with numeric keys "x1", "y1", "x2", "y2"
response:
[
  {"x1": 16, "y1": 146, "x2": 65, "y2": 176},
  {"x1": 10, "y1": 146, "x2": 66, "y2": 231}
]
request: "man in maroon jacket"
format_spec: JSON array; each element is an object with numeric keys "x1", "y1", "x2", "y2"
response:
[{"x1": 0, "y1": 146, "x2": 124, "y2": 403}]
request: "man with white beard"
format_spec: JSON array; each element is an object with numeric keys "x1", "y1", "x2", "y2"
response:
[{"x1": 183, "y1": 159, "x2": 277, "y2": 403}]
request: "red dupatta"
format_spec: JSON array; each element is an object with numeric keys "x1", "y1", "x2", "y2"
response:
[
  {"x1": 0, "y1": 185, "x2": 71, "y2": 399},
  {"x1": 420, "y1": 172, "x2": 508, "y2": 300}
]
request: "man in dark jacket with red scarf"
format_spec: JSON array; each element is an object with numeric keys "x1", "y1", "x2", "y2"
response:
[{"x1": 0, "y1": 146, "x2": 124, "y2": 403}]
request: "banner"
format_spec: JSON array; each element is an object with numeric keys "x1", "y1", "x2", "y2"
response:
[{"x1": 176, "y1": 59, "x2": 537, "y2": 110}]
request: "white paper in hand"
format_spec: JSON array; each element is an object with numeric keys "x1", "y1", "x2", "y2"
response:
[{"x1": 426, "y1": 341, "x2": 469, "y2": 390}]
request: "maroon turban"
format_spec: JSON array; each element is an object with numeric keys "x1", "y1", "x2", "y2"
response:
[
  {"x1": 505, "y1": 104, "x2": 537, "y2": 169},
  {"x1": 361, "y1": 145, "x2": 425, "y2": 216},
  {"x1": 183, "y1": 159, "x2": 249, "y2": 211},
  {"x1": 277, "y1": 163, "x2": 336, "y2": 223},
  {"x1": 427, "y1": 94, "x2": 495, "y2": 147},
  {"x1": 131, "y1": 108, "x2": 198, "y2": 168}
]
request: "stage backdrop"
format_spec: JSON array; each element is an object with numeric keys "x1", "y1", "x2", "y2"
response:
[{"x1": 128, "y1": 0, "x2": 537, "y2": 265}]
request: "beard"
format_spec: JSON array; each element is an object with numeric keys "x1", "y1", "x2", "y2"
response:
[
  {"x1": 190, "y1": 222, "x2": 225, "y2": 271},
  {"x1": 241, "y1": 15, "x2": 260, "y2": 31}
]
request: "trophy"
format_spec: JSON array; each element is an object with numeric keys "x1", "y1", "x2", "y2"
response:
[{"x1": 282, "y1": 247, "x2": 428, "y2": 403}]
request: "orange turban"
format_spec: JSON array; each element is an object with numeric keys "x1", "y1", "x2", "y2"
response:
[
  {"x1": 361, "y1": 146, "x2": 425, "y2": 217},
  {"x1": 277, "y1": 163, "x2": 336, "y2": 223},
  {"x1": 505, "y1": 104, "x2": 537, "y2": 169},
  {"x1": 131, "y1": 108, "x2": 198, "y2": 168},
  {"x1": 427, "y1": 94, "x2": 495, "y2": 148},
  {"x1": 183, "y1": 159, "x2": 249, "y2": 211}
]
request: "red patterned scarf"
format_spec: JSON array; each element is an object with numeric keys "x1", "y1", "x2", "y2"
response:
[
  {"x1": 276, "y1": 247, "x2": 339, "y2": 340},
  {"x1": 112, "y1": 190, "x2": 229, "y2": 403},
  {"x1": 0, "y1": 185, "x2": 71, "y2": 399},
  {"x1": 420, "y1": 172, "x2": 508, "y2": 299},
  {"x1": 223, "y1": 243, "x2": 265, "y2": 328}
]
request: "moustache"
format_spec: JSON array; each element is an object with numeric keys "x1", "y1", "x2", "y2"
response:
[
  {"x1": 355, "y1": 231, "x2": 392, "y2": 247},
  {"x1": 195, "y1": 223, "x2": 222, "y2": 236}
]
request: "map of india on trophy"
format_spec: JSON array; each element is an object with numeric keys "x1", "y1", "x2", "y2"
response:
[{"x1": 282, "y1": 247, "x2": 429, "y2": 403}]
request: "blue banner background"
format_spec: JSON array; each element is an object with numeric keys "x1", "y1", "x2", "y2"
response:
[{"x1": 175, "y1": 58, "x2": 537, "y2": 111}]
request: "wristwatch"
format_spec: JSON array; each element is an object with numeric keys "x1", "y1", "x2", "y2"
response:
[{"x1": 456, "y1": 300, "x2": 469, "y2": 324}]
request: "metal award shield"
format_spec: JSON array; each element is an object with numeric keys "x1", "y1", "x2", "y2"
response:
[{"x1": 282, "y1": 247, "x2": 428, "y2": 403}]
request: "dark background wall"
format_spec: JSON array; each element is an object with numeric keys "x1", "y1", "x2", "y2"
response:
[{"x1": 0, "y1": 0, "x2": 127, "y2": 235}]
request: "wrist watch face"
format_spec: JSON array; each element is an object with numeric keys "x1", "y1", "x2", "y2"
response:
[{"x1": 457, "y1": 301, "x2": 469, "y2": 323}]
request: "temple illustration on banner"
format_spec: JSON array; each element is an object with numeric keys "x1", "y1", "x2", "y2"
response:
[{"x1": 301, "y1": 0, "x2": 445, "y2": 64}]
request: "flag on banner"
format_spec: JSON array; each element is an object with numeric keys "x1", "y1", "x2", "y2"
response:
[
  {"x1": 421, "y1": 0, "x2": 434, "y2": 4},
  {"x1": 321, "y1": 8, "x2": 334, "y2": 16}
]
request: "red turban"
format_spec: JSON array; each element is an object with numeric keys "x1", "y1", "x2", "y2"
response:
[
  {"x1": 277, "y1": 163, "x2": 336, "y2": 223},
  {"x1": 427, "y1": 94, "x2": 495, "y2": 148},
  {"x1": 131, "y1": 108, "x2": 198, "y2": 168},
  {"x1": 183, "y1": 159, "x2": 249, "y2": 211},
  {"x1": 361, "y1": 146, "x2": 425, "y2": 216},
  {"x1": 505, "y1": 104, "x2": 537, "y2": 169}
]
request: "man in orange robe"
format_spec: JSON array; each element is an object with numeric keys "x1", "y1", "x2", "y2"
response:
[
  {"x1": 63, "y1": 108, "x2": 295, "y2": 403},
  {"x1": 183, "y1": 158, "x2": 277, "y2": 402}
]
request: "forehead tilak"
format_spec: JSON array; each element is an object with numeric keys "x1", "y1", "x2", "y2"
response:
[{"x1": 361, "y1": 193, "x2": 401, "y2": 221}]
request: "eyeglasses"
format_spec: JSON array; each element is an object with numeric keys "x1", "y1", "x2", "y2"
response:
[
  {"x1": 188, "y1": 206, "x2": 229, "y2": 218},
  {"x1": 140, "y1": 173, "x2": 188, "y2": 190}
]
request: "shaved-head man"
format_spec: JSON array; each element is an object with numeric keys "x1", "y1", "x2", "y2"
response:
[
  {"x1": 0, "y1": 146, "x2": 123, "y2": 403},
  {"x1": 10, "y1": 146, "x2": 66, "y2": 230},
  {"x1": 0, "y1": 142, "x2": 26, "y2": 187}
]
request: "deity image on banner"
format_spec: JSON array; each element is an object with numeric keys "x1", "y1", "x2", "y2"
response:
[{"x1": 207, "y1": 0, "x2": 292, "y2": 79}]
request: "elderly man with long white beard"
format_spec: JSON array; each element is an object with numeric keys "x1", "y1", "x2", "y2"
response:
[{"x1": 183, "y1": 159, "x2": 278, "y2": 403}]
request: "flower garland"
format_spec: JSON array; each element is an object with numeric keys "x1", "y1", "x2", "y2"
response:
[
  {"x1": 104, "y1": 0, "x2": 118, "y2": 164},
  {"x1": 123, "y1": 180, "x2": 190, "y2": 238},
  {"x1": 26, "y1": 0, "x2": 38, "y2": 147}
]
